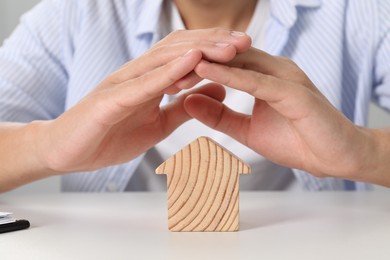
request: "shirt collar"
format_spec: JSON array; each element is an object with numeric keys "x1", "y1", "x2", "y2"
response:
[{"x1": 270, "y1": 0, "x2": 322, "y2": 28}]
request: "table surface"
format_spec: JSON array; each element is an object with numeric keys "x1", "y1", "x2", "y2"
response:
[{"x1": 1, "y1": 192, "x2": 390, "y2": 260}]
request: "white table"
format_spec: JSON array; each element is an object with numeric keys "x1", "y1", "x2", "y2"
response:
[{"x1": 1, "y1": 192, "x2": 389, "y2": 260}]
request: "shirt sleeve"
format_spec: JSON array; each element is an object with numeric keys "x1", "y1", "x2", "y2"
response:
[
  {"x1": 0, "y1": 0, "x2": 71, "y2": 122},
  {"x1": 372, "y1": 2, "x2": 390, "y2": 111}
]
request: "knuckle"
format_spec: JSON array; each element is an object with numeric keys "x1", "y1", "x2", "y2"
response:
[
  {"x1": 166, "y1": 71, "x2": 179, "y2": 85},
  {"x1": 219, "y1": 66, "x2": 234, "y2": 86},
  {"x1": 277, "y1": 56, "x2": 295, "y2": 65},
  {"x1": 250, "y1": 71, "x2": 267, "y2": 94},
  {"x1": 147, "y1": 45, "x2": 169, "y2": 59},
  {"x1": 151, "y1": 42, "x2": 197, "y2": 61},
  {"x1": 147, "y1": 45, "x2": 161, "y2": 55},
  {"x1": 197, "y1": 39, "x2": 213, "y2": 47},
  {"x1": 222, "y1": 28, "x2": 238, "y2": 38},
  {"x1": 204, "y1": 27, "x2": 232, "y2": 40},
  {"x1": 211, "y1": 27, "x2": 227, "y2": 34},
  {"x1": 277, "y1": 56, "x2": 308, "y2": 81},
  {"x1": 167, "y1": 29, "x2": 185, "y2": 40},
  {"x1": 106, "y1": 72, "x2": 125, "y2": 85},
  {"x1": 278, "y1": 56, "x2": 300, "y2": 72}
]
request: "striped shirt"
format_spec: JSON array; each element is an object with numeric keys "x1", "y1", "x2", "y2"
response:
[{"x1": 1, "y1": 0, "x2": 389, "y2": 191}]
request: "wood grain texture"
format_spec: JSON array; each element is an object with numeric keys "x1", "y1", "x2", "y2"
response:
[{"x1": 156, "y1": 136, "x2": 251, "y2": 232}]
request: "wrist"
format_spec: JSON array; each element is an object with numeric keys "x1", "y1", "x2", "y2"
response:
[
  {"x1": 345, "y1": 126, "x2": 376, "y2": 181},
  {"x1": 27, "y1": 120, "x2": 60, "y2": 176},
  {"x1": 362, "y1": 128, "x2": 390, "y2": 187},
  {"x1": 320, "y1": 124, "x2": 375, "y2": 182},
  {"x1": 0, "y1": 121, "x2": 59, "y2": 192},
  {"x1": 347, "y1": 126, "x2": 390, "y2": 187}
]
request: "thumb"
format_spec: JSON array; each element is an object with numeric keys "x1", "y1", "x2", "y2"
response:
[
  {"x1": 160, "y1": 83, "x2": 226, "y2": 135},
  {"x1": 184, "y1": 93, "x2": 251, "y2": 145}
]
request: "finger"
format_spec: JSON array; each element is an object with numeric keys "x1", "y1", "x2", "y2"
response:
[
  {"x1": 115, "y1": 28, "x2": 252, "y2": 83},
  {"x1": 227, "y1": 47, "x2": 285, "y2": 76},
  {"x1": 161, "y1": 83, "x2": 226, "y2": 135},
  {"x1": 154, "y1": 28, "x2": 252, "y2": 53},
  {"x1": 111, "y1": 41, "x2": 238, "y2": 84},
  {"x1": 115, "y1": 49, "x2": 203, "y2": 107},
  {"x1": 195, "y1": 60, "x2": 289, "y2": 101},
  {"x1": 227, "y1": 47, "x2": 310, "y2": 84},
  {"x1": 163, "y1": 71, "x2": 202, "y2": 95},
  {"x1": 184, "y1": 93, "x2": 250, "y2": 145},
  {"x1": 171, "y1": 71, "x2": 202, "y2": 89},
  {"x1": 195, "y1": 60, "x2": 316, "y2": 120}
]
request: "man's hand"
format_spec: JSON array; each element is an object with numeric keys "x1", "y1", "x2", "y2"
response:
[
  {"x1": 34, "y1": 29, "x2": 252, "y2": 173},
  {"x1": 185, "y1": 47, "x2": 388, "y2": 185}
]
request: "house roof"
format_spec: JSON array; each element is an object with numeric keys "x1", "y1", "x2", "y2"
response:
[{"x1": 155, "y1": 136, "x2": 251, "y2": 175}]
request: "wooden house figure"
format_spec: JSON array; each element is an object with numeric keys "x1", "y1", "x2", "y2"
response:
[{"x1": 155, "y1": 136, "x2": 251, "y2": 232}]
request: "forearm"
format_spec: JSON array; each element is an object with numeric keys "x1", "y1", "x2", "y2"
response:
[{"x1": 0, "y1": 121, "x2": 55, "y2": 192}]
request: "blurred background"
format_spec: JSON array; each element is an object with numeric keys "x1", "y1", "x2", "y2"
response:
[{"x1": 1, "y1": 1, "x2": 389, "y2": 193}]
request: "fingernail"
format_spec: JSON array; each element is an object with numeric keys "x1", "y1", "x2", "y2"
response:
[
  {"x1": 230, "y1": 31, "x2": 246, "y2": 38},
  {"x1": 183, "y1": 49, "x2": 193, "y2": 57},
  {"x1": 215, "y1": 43, "x2": 230, "y2": 48}
]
